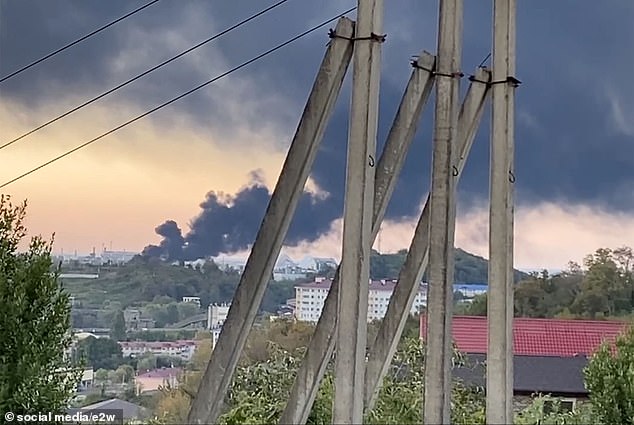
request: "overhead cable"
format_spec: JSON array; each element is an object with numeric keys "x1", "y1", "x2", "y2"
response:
[
  {"x1": 0, "y1": 7, "x2": 357, "y2": 189},
  {"x1": 0, "y1": 0, "x2": 294, "y2": 152}
]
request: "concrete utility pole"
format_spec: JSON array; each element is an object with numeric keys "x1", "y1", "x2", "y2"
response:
[
  {"x1": 424, "y1": 0, "x2": 463, "y2": 422},
  {"x1": 186, "y1": 17, "x2": 355, "y2": 424},
  {"x1": 333, "y1": 0, "x2": 384, "y2": 422},
  {"x1": 364, "y1": 67, "x2": 490, "y2": 413},
  {"x1": 279, "y1": 51, "x2": 436, "y2": 425},
  {"x1": 487, "y1": 0, "x2": 518, "y2": 422}
]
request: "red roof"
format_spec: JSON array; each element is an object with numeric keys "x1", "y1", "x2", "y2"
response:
[{"x1": 420, "y1": 315, "x2": 631, "y2": 357}]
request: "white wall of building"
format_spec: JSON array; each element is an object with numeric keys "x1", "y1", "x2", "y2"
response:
[
  {"x1": 207, "y1": 303, "x2": 230, "y2": 329},
  {"x1": 295, "y1": 278, "x2": 427, "y2": 323},
  {"x1": 119, "y1": 341, "x2": 197, "y2": 361}
]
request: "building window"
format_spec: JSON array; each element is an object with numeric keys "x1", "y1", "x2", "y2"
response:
[{"x1": 543, "y1": 398, "x2": 576, "y2": 415}]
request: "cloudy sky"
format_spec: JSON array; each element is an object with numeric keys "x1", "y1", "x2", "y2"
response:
[{"x1": 1, "y1": 0, "x2": 632, "y2": 270}]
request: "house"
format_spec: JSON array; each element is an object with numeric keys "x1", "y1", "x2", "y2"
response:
[
  {"x1": 136, "y1": 367, "x2": 182, "y2": 394},
  {"x1": 77, "y1": 368, "x2": 94, "y2": 391},
  {"x1": 422, "y1": 315, "x2": 631, "y2": 411},
  {"x1": 68, "y1": 398, "x2": 149, "y2": 422},
  {"x1": 182, "y1": 296, "x2": 201, "y2": 308},
  {"x1": 123, "y1": 308, "x2": 155, "y2": 330}
]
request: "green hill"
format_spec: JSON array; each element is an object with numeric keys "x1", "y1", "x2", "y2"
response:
[{"x1": 370, "y1": 248, "x2": 527, "y2": 283}]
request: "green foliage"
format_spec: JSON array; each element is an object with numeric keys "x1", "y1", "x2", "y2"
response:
[
  {"x1": 220, "y1": 344, "x2": 306, "y2": 425},
  {"x1": 583, "y1": 325, "x2": 634, "y2": 424},
  {"x1": 110, "y1": 309, "x2": 126, "y2": 341},
  {"x1": 75, "y1": 336, "x2": 125, "y2": 370},
  {"x1": 460, "y1": 246, "x2": 633, "y2": 319},
  {"x1": 62, "y1": 258, "x2": 239, "y2": 310},
  {"x1": 217, "y1": 335, "x2": 486, "y2": 425},
  {"x1": 94, "y1": 368, "x2": 109, "y2": 381},
  {"x1": 515, "y1": 396, "x2": 596, "y2": 424},
  {"x1": 0, "y1": 195, "x2": 80, "y2": 414}
]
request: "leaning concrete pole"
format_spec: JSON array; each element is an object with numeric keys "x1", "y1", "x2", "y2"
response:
[
  {"x1": 424, "y1": 0, "x2": 463, "y2": 422},
  {"x1": 487, "y1": 0, "x2": 518, "y2": 422},
  {"x1": 186, "y1": 18, "x2": 355, "y2": 424},
  {"x1": 279, "y1": 52, "x2": 435, "y2": 425},
  {"x1": 333, "y1": 0, "x2": 384, "y2": 422},
  {"x1": 364, "y1": 67, "x2": 490, "y2": 413}
]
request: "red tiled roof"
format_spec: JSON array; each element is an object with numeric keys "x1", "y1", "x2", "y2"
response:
[{"x1": 420, "y1": 315, "x2": 631, "y2": 357}]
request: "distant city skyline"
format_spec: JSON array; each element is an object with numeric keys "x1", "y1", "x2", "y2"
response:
[{"x1": 55, "y1": 243, "x2": 567, "y2": 275}]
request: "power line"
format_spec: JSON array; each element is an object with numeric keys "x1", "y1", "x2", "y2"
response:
[
  {"x1": 0, "y1": 7, "x2": 357, "y2": 190},
  {"x1": 0, "y1": 0, "x2": 161, "y2": 83},
  {"x1": 0, "y1": 0, "x2": 293, "y2": 152}
]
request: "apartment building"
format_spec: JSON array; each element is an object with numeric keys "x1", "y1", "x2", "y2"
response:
[
  {"x1": 295, "y1": 277, "x2": 427, "y2": 323},
  {"x1": 119, "y1": 340, "x2": 197, "y2": 361},
  {"x1": 207, "y1": 303, "x2": 231, "y2": 348}
]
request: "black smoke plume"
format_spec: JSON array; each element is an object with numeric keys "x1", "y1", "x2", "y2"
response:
[{"x1": 143, "y1": 170, "x2": 343, "y2": 261}]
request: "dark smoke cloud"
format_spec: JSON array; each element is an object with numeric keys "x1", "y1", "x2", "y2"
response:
[
  {"x1": 142, "y1": 220, "x2": 185, "y2": 259},
  {"x1": 144, "y1": 170, "x2": 341, "y2": 260}
]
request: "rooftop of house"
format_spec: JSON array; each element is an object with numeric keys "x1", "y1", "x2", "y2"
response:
[
  {"x1": 69, "y1": 398, "x2": 149, "y2": 420},
  {"x1": 137, "y1": 367, "x2": 183, "y2": 379},
  {"x1": 454, "y1": 354, "x2": 589, "y2": 396},
  {"x1": 421, "y1": 315, "x2": 631, "y2": 357}
]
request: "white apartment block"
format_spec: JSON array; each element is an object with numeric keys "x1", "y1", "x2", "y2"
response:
[
  {"x1": 207, "y1": 303, "x2": 230, "y2": 329},
  {"x1": 295, "y1": 277, "x2": 427, "y2": 323},
  {"x1": 119, "y1": 340, "x2": 197, "y2": 361},
  {"x1": 207, "y1": 303, "x2": 231, "y2": 348}
]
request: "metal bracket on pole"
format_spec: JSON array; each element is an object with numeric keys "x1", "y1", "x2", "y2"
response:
[
  {"x1": 487, "y1": 0, "x2": 517, "y2": 422},
  {"x1": 186, "y1": 17, "x2": 355, "y2": 425},
  {"x1": 364, "y1": 67, "x2": 491, "y2": 413},
  {"x1": 279, "y1": 51, "x2": 436, "y2": 425}
]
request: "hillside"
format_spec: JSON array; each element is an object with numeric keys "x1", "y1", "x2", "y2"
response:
[
  {"x1": 62, "y1": 248, "x2": 526, "y2": 313},
  {"x1": 370, "y1": 248, "x2": 527, "y2": 283}
]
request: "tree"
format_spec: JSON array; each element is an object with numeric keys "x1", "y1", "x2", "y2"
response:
[
  {"x1": 94, "y1": 369, "x2": 109, "y2": 381},
  {"x1": 0, "y1": 196, "x2": 80, "y2": 414},
  {"x1": 75, "y1": 336, "x2": 124, "y2": 370},
  {"x1": 110, "y1": 309, "x2": 126, "y2": 341},
  {"x1": 114, "y1": 364, "x2": 135, "y2": 384},
  {"x1": 583, "y1": 325, "x2": 634, "y2": 424}
]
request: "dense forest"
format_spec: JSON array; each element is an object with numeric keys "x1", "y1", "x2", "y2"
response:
[{"x1": 459, "y1": 246, "x2": 634, "y2": 320}]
